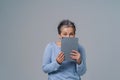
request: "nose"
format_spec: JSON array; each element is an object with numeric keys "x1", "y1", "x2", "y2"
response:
[{"x1": 66, "y1": 35, "x2": 70, "y2": 37}]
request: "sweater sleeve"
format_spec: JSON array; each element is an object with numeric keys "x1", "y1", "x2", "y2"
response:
[
  {"x1": 76, "y1": 45, "x2": 87, "y2": 76},
  {"x1": 42, "y1": 43, "x2": 61, "y2": 73}
]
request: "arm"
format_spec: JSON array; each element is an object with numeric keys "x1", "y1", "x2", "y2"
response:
[
  {"x1": 42, "y1": 43, "x2": 61, "y2": 73},
  {"x1": 76, "y1": 45, "x2": 87, "y2": 76}
]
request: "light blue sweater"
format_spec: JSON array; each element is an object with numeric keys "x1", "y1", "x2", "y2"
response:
[{"x1": 42, "y1": 42, "x2": 87, "y2": 80}]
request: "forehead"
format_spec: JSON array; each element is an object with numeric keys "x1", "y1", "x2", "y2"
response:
[{"x1": 60, "y1": 25, "x2": 74, "y2": 32}]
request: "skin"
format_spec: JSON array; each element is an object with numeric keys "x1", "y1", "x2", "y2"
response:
[{"x1": 56, "y1": 26, "x2": 81, "y2": 64}]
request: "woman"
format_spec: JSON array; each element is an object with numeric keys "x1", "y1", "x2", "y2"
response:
[{"x1": 42, "y1": 20, "x2": 87, "y2": 80}]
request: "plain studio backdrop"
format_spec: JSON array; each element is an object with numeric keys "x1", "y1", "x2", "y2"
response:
[{"x1": 0, "y1": 0, "x2": 120, "y2": 80}]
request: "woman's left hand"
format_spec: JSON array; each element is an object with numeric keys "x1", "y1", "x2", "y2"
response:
[{"x1": 70, "y1": 50, "x2": 81, "y2": 64}]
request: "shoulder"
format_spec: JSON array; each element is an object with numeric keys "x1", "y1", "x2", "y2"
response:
[
  {"x1": 78, "y1": 44, "x2": 85, "y2": 50},
  {"x1": 45, "y1": 42, "x2": 55, "y2": 49},
  {"x1": 78, "y1": 44, "x2": 85, "y2": 54}
]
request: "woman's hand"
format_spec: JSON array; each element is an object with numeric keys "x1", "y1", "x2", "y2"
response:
[
  {"x1": 70, "y1": 50, "x2": 81, "y2": 64},
  {"x1": 56, "y1": 52, "x2": 64, "y2": 64}
]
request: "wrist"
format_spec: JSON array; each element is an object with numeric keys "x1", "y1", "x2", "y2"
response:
[
  {"x1": 56, "y1": 59, "x2": 62, "y2": 65},
  {"x1": 76, "y1": 58, "x2": 81, "y2": 64}
]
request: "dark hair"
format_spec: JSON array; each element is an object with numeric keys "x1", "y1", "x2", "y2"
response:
[{"x1": 57, "y1": 19, "x2": 76, "y2": 34}]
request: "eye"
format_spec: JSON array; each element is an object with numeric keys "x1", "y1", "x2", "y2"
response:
[
  {"x1": 63, "y1": 33, "x2": 67, "y2": 35},
  {"x1": 70, "y1": 33, "x2": 74, "y2": 35}
]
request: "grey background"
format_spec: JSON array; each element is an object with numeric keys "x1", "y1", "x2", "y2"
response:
[{"x1": 0, "y1": 0, "x2": 120, "y2": 80}]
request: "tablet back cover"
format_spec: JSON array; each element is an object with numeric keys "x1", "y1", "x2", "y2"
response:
[{"x1": 61, "y1": 37, "x2": 78, "y2": 61}]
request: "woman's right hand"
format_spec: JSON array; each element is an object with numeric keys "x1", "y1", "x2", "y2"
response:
[{"x1": 56, "y1": 52, "x2": 64, "y2": 64}]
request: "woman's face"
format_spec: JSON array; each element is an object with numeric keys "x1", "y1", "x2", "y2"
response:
[{"x1": 59, "y1": 26, "x2": 75, "y2": 39}]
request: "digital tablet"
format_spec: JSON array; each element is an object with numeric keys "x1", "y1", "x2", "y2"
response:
[{"x1": 61, "y1": 37, "x2": 79, "y2": 61}]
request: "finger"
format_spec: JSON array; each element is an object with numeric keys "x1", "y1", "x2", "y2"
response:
[
  {"x1": 59, "y1": 52, "x2": 64, "y2": 58},
  {"x1": 70, "y1": 53, "x2": 77, "y2": 56},
  {"x1": 58, "y1": 52, "x2": 63, "y2": 57},
  {"x1": 59, "y1": 53, "x2": 64, "y2": 59},
  {"x1": 59, "y1": 55, "x2": 64, "y2": 61},
  {"x1": 61, "y1": 54, "x2": 65, "y2": 59},
  {"x1": 70, "y1": 55, "x2": 76, "y2": 60},
  {"x1": 58, "y1": 56, "x2": 64, "y2": 63},
  {"x1": 72, "y1": 50, "x2": 79, "y2": 53},
  {"x1": 59, "y1": 57, "x2": 64, "y2": 62},
  {"x1": 61, "y1": 56, "x2": 65, "y2": 62}
]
